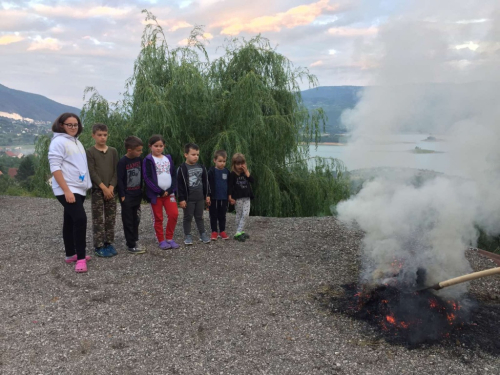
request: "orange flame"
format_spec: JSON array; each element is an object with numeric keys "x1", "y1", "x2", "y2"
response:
[
  {"x1": 448, "y1": 301, "x2": 460, "y2": 311},
  {"x1": 386, "y1": 315, "x2": 396, "y2": 324},
  {"x1": 446, "y1": 313, "x2": 456, "y2": 325}
]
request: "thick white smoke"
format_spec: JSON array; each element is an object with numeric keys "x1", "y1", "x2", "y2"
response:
[{"x1": 337, "y1": 5, "x2": 500, "y2": 298}]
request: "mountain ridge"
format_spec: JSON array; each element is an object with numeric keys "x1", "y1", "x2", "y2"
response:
[
  {"x1": 0, "y1": 84, "x2": 80, "y2": 123},
  {"x1": 0, "y1": 83, "x2": 362, "y2": 133}
]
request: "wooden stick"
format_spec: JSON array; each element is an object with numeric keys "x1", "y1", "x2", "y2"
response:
[{"x1": 421, "y1": 267, "x2": 500, "y2": 291}]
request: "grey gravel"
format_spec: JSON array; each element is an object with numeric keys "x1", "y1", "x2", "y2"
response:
[{"x1": 0, "y1": 195, "x2": 499, "y2": 374}]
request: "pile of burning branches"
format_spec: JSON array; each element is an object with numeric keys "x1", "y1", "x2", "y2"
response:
[{"x1": 325, "y1": 258, "x2": 500, "y2": 349}]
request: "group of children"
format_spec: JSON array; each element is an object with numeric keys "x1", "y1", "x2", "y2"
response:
[{"x1": 48, "y1": 112, "x2": 254, "y2": 273}]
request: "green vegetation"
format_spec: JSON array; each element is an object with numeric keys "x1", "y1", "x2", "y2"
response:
[
  {"x1": 477, "y1": 228, "x2": 500, "y2": 255},
  {"x1": 32, "y1": 11, "x2": 349, "y2": 217},
  {"x1": 0, "y1": 153, "x2": 40, "y2": 197},
  {"x1": 0, "y1": 153, "x2": 21, "y2": 173}
]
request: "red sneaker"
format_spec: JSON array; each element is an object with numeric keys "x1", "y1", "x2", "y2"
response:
[
  {"x1": 219, "y1": 231, "x2": 229, "y2": 240},
  {"x1": 210, "y1": 232, "x2": 218, "y2": 241}
]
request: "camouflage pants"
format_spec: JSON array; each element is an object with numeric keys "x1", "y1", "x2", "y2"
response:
[{"x1": 91, "y1": 188, "x2": 116, "y2": 248}]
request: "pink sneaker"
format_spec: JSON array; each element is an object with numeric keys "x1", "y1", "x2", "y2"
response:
[
  {"x1": 65, "y1": 255, "x2": 91, "y2": 264},
  {"x1": 75, "y1": 259, "x2": 87, "y2": 273}
]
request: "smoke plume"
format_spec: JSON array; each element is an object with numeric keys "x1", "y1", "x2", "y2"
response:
[{"x1": 337, "y1": 4, "x2": 500, "y2": 298}]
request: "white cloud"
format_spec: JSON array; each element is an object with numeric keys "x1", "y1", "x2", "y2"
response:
[
  {"x1": 328, "y1": 26, "x2": 378, "y2": 37},
  {"x1": 456, "y1": 18, "x2": 488, "y2": 24},
  {"x1": 32, "y1": 4, "x2": 133, "y2": 19},
  {"x1": 82, "y1": 36, "x2": 115, "y2": 48},
  {"x1": 454, "y1": 41, "x2": 479, "y2": 51},
  {"x1": 27, "y1": 36, "x2": 62, "y2": 51},
  {"x1": 168, "y1": 20, "x2": 193, "y2": 31}
]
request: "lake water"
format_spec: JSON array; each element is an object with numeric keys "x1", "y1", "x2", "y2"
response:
[{"x1": 309, "y1": 134, "x2": 460, "y2": 176}]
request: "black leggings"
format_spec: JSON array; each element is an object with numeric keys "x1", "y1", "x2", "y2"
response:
[{"x1": 56, "y1": 194, "x2": 87, "y2": 260}]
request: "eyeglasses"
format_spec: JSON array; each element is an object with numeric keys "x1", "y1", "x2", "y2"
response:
[{"x1": 63, "y1": 123, "x2": 79, "y2": 129}]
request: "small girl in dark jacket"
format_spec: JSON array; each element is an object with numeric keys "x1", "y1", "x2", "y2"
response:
[
  {"x1": 143, "y1": 135, "x2": 179, "y2": 249},
  {"x1": 228, "y1": 153, "x2": 254, "y2": 242}
]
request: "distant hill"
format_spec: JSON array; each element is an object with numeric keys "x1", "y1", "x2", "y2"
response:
[
  {"x1": 301, "y1": 86, "x2": 363, "y2": 137},
  {"x1": 0, "y1": 84, "x2": 80, "y2": 122}
]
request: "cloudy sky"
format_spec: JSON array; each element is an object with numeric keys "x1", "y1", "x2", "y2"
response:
[{"x1": 0, "y1": 0, "x2": 498, "y2": 108}]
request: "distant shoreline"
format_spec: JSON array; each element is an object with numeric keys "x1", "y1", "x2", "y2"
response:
[{"x1": 319, "y1": 142, "x2": 345, "y2": 146}]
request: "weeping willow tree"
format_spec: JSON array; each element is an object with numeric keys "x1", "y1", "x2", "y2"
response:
[
  {"x1": 207, "y1": 36, "x2": 348, "y2": 216},
  {"x1": 36, "y1": 10, "x2": 349, "y2": 216}
]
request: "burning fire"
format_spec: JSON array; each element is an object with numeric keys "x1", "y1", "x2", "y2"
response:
[{"x1": 341, "y1": 282, "x2": 468, "y2": 346}]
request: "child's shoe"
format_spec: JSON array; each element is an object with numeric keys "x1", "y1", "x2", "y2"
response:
[
  {"x1": 234, "y1": 232, "x2": 245, "y2": 242},
  {"x1": 166, "y1": 240, "x2": 180, "y2": 249},
  {"x1": 128, "y1": 247, "x2": 146, "y2": 254},
  {"x1": 94, "y1": 246, "x2": 113, "y2": 257},
  {"x1": 159, "y1": 240, "x2": 172, "y2": 250},
  {"x1": 105, "y1": 243, "x2": 117, "y2": 256},
  {"x1": 65, "y1": 254, "x2": 91, "y2": 264},
  {"x1": 200, "y1": 232, "x2": 210, "y2": 244},
  {"x1": 184, "y1": 235, "x2": 193, "y2": 245},
  {"x1": 75, "y1": 259, "x2": 87, "y2": 273},
  {"x1": 210, "y1": 232, "x2": 218, "y2": 241},
  {"x1": 219, "y1": 231, "x2": 229, "y2": 240}
]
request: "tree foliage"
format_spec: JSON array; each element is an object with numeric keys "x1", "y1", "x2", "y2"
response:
[
  {"x1": 32, "y1": 135, "x2": 53, "y2": 197},
  {"x1": 36, "y1": 10, "x2": 349, "y2": 216},
  {"x1": 16, "y1": 154, "x2": 36, "y2": 189}
]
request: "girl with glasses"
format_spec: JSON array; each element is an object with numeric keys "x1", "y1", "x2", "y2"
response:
[{"x1": 48, "y1": 113, "x2": 92, "y2": 273}]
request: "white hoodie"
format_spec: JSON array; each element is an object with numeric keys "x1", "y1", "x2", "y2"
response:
[{"x1": 48, "y1": 133, "x2": 92, "y2": 196}]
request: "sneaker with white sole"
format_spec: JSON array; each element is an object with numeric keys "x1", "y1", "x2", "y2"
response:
[
  {"x1": 128, "y1": 247, "x2": 146, "y2": 254},
  {"x1": 200, "y1": 232, "x2": 210, "y2": 244},
  {"x1": 184, "y1": 235, "x2": 193, "y2": 245}
]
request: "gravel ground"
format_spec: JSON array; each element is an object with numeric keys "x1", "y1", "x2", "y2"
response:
[{"x1": 0, "y1": 195, "x2": 499, "y2": 375}]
